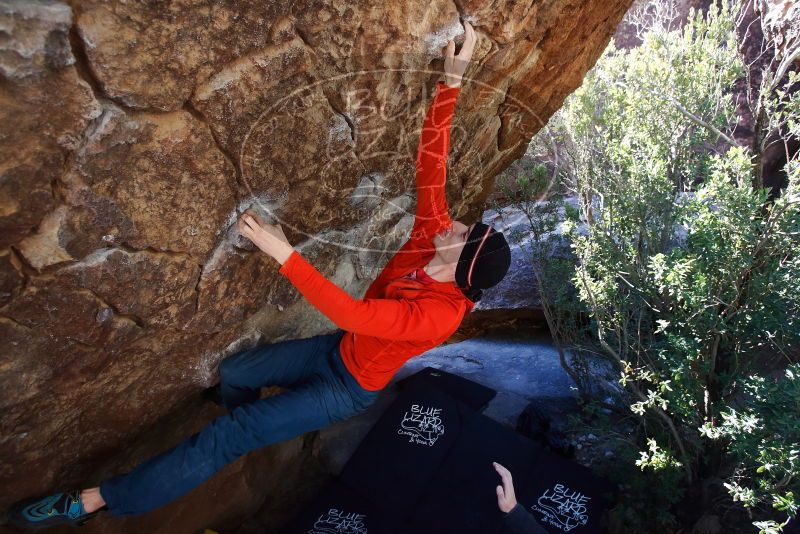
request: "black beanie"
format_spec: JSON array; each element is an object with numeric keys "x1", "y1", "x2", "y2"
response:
[{"x1": 455, "y1": 222, "x2": 511, "y2": 302}]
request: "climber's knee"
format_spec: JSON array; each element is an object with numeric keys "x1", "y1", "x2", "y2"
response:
[{"x1": 217, "y1": 353, "x2": 245, "y2": 386}]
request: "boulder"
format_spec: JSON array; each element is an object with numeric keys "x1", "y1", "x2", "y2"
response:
[{"x1": 755, "y1": 0, "x2": 799, "y2": 65}]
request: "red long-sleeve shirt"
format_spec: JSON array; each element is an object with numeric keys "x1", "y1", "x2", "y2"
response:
[{"x1": 278, "y1": 81, "x2": 473, "y2": 391}]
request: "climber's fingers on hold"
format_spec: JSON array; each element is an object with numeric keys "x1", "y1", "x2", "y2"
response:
[
  {"x1": 238, "y1": 223, "x2": 253, "y2": 240},
  {"x1": 239, "y1": 214, "x2": 260, "y2": 235},
  {"x1": 458, "y1": 21, "x2": 476, "y2": 60},
  {"x1": 465, "y1": 20, "x2": 475, "y2": 39},
  {"x1": 243, "y1": 209, "x2": 262, "y2": 225},
  {"x1": 445, "y1": 39, "x2": 455, "y2": 63}
]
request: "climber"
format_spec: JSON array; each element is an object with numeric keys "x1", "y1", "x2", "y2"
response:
[{"x1": 10, "y1": 20, "x2": 511, "y2": 528}]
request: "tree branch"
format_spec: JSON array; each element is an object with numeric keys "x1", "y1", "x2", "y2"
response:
[{"x1": 604, "y1": 78, "x2": 741, "y2": 148}]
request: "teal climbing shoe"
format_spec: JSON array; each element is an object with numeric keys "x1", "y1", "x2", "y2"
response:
[{"x1": 9, "y1": 490, "x2": 102, "y2": 530}]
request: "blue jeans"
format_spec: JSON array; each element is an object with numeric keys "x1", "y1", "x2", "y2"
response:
[{"x1": 99, "y1": 329, "x2": 379, "y2": 516}]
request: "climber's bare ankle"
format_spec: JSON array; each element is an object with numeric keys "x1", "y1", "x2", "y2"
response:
[{"x1": 80, "y1": 487, "x2": 105, "y2": 513}]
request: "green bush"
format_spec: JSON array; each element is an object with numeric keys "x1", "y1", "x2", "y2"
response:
[{"x1": 523, "y1": 1, "x2": 800, "y2": 530}]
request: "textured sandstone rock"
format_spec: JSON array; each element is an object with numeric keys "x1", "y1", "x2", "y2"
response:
[
  {"x1": 756, "y1": 0, "x2": 799, "y2": 63},
  {"x1": 60, "y1": 106, "x2": 238, "y2": 262},
  {"x1": 54, "y1": 248, "x2": 200, "y2": 328},
  {"x1": 0, "y1": 0, "x2": 100, "y2": 248},
  {"x1": 0, "y1": 249, "x2": 23, "y2": 307},
  {"x1": 0, "y1": 0, "x2": 633, "y2": 529}
]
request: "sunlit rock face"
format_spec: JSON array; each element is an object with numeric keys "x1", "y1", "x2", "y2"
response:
[
  {"x1": 0, "y1": 0, "x2": 632, "y2": 530},
  {"x1": 755, "y1": 0, "x2": 799, "y2": 63}
]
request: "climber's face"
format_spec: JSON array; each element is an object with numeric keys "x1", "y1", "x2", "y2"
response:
[{"x1": 432, "y1": 220, "x2": 475, "y2": 266}]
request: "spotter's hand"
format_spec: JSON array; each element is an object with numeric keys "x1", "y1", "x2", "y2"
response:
[{"x1": 493, "y1": 461, "x2": 518, "y2": 513}]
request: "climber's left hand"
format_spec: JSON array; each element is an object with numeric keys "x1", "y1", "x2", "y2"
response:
[
  {"x1": 237, "y1": 209, "x2": 295, "y2": 265},
  {"x1": 444, "y1": 20, "x2": 476, "y2": 88}
]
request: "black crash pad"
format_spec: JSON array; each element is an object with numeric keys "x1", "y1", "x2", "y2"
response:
[
  {"x1": 339, "y1": 380, "x2": 474, "y2": 516},
  {"x1": 515, "y1": 451, "x2": 615, "y2": 533},
  {"x1": 281, "y1": 481, "x2": 392, "y2": 534},
  {"x1": 402, "y1": 407, "x2": 544, "y2": 534},
  {"x1": 396, "y1": 366, "x2": 497, "y2": 412},
  {"x1": 285, "y1": 377, "x2": 613, "y2": 534}
]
